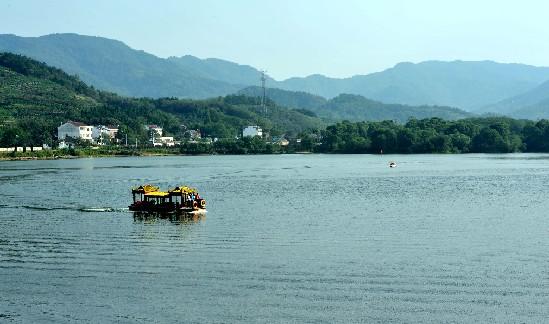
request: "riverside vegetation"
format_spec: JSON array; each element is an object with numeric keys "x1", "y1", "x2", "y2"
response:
[{"x1": 3, "y1": 52, "x2": 549, "y2": 157}]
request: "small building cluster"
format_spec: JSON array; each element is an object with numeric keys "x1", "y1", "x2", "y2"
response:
[
  {"x1": 57, "y1": 121, "x2": 118, "y2": 147},
  {"x1": 93, "y1": 125, "x2": 119, "y2": 142},
  {"x1": 146, "y1": 124, "x2": 177, "y2": 147},
  {"x1": 0, "y1": 119, "x2": 323, "y2": 155},
  {"x1": 51, "y1": 121, "x2": 286, "y2": 149}
]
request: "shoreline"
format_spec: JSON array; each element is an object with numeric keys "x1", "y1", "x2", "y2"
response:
[
  {"x1": 0, "y1": 150, "x2": 293, "y2": 161},
  {"x1": 0, "y1": 152, "x2": 181, "y2": 161},
  {"x1": 2, "y1": 151, "x2": 547, "y2": 162}
]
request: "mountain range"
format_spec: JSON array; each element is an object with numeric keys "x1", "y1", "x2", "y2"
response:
[
  {"x1": 2, "y1": 33, "x2": 549, "y2": 118},
  {"x1": 276, "y1": 61, "x2": 549, "y2": 111}
]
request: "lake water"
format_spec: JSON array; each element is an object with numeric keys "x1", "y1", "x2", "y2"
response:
[{"x1": 1, "y1": 154, "x2": 549, "y2": 323}]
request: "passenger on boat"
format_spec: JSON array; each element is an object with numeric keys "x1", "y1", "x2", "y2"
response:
[{"x1": 186, "y1": 195, "x2": 193, "y2": 207}]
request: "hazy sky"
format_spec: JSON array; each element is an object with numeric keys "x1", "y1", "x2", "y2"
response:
[{"x1": 2, "y1": 0, "x2": 549, "y2": 80}]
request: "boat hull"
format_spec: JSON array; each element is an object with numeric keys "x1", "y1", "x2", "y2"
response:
[{"x1": 129, "y1": 202, "x2": 205, "y2": 214}]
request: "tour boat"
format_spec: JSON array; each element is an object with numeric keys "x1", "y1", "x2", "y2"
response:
[{"x1": 129, "y1": 184, "x2": 207, "y2": 214}]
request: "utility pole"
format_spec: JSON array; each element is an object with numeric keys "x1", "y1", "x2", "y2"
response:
[{"x1": 125, "y1": 133, "x2": 128, "y2": 146}]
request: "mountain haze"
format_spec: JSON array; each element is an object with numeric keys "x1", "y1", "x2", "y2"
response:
[
  {"x1": 479, "y1": 80, "x2": 549, "y2": 117},
  {"x1": 2, "y1": 33, "x2": 549, "y2": 112},
  {"x1": 277, "y1": 61, "x2": 549, "y2": 110},
  {"x1": 167, "y1": 56, "x2": 273, "y2": 87},
  {"x1": 510, "y1": 99, "x2": 549, "y2": 119}
]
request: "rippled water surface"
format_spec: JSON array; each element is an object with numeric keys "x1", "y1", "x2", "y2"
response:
[{"x1": 1, "y1": 154, "x2": 549, "y2": 323}]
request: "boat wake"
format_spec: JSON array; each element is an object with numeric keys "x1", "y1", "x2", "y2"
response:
[
  {"x1": 22, "y1": 205, "x2": 74, "y2": 211},
  {"x1": 78, "y1": 207, "x2": 130, "y2": 213},
  {"x1": 17, "y1": 205, "x2": 130, "y2": 213}
]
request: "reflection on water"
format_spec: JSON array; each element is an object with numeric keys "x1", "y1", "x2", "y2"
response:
[{"x1": 132, "y1": 211, "x2": 206, "y2": 224}]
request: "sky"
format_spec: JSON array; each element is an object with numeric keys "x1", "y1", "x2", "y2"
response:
[{"x1": 1, "y1": 0, "x2": 549, "y2": 80}]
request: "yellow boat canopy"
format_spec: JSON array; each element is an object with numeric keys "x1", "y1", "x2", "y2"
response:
[
  {"x1": 144, "y1": 191, "x2": 170, "y2": 198},
  {"x1": 132, "y1": 184, "x2": 160, "y2": 194}
]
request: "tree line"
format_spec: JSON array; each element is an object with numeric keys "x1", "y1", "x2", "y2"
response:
[{"x1": 318, "y1": 117, "x2": 549, "y2": 153}]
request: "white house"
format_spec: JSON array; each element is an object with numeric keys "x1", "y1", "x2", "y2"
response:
[
  {"x1": 92, "y1": 125, "x2": 119, "y2": 143},
  {"x1": 147, "y1": 125, "x2": 163, "y2": 136},
  {"x1": 243, "y1": 126, "x2": 263, "y2": 138},
  {"x1": 152, "y1": 136, "x2": 175, "y2": 147},
  {"x1": 58, "y1": 121, "x2": 93, "y2": 141},
  {"x1": 146, "y1": 125, "x2": 163, "y2": 143}
]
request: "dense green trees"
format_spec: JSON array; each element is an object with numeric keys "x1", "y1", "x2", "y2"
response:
[
  {"x1": 319, "y1": 117, "x2": 549, "y2": 154},
  {"x1": 178, "y1": 137, "x2": 284, "y2": 155}
]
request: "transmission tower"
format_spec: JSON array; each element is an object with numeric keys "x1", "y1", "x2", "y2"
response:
[{"x1": 260, "y1": 70, "x2": 267, "y2": 115}]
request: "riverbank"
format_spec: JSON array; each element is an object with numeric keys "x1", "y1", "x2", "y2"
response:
[
  {"x1": 0, "y1": 146, "x2": 302, "y2": 161},
  {"x1": 0, "y1": 148, "x2": 183, "y2": 161},
  {"x1": 0, "y1": 139, "x2": 309, "y2": 160}
]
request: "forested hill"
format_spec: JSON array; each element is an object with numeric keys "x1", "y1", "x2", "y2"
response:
[
  {"x1": 0, "y1": 52, "x2": 324, "y2": 147},
  {"x1": 238, "y1": 86, "x2": 328, "y2": 110},
  {"x1": 238, "y1": 87, "x2": 471, "y2": 122},
  {"x1": 317, "y1": 94, "x2": 471, "y2": 123}
]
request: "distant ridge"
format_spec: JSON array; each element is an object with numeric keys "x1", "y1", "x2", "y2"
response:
[
  {"x1": 238, "y1": 87, "x2": 471, "y2": 122},
  {"x1": 167, "y1": 55, "x2": 274, "y2": 87},
  {"x1": 478, "y1": 80, "x2": 549, "y2": 119},
  {"x1": 275, "y1": 60, "x2": 549, "y2": 110},
  {"x1": 2, "y1": 33, "x2": 549, "y2": 111},
  {"x1": 238, "y1": 86, "x2": 327, "y2": 110}
]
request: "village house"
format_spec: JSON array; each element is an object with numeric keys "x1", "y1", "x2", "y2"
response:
[
  {"x1": 243, "y1": 126, "x2": 262, "y2": 138},
  {"x1": 145, "y1": 125, "x2": 163, "y2": 143},
  {"x1": 152, "y1": 136, "x2": 175, "y2": 147},
  {"x1": 92, "y1": 125, "x2": 119, "y2": 142},
  {"x1": 147, "y1": 125, "x2": 163, "y2": 136},
  {"x1": 58, "y1": 121, "x2": 93, "y2": 141}
]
